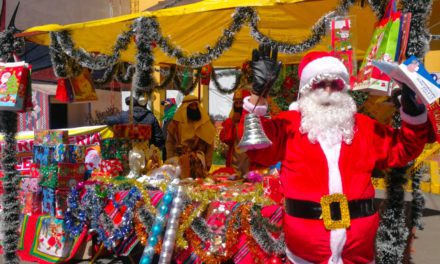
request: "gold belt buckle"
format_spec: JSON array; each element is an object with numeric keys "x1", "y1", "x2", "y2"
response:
[{"x1": 320, "y1": 193, "x2": 351, "y2": 230}]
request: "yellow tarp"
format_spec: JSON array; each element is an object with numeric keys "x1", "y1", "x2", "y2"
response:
[
  {"x1": 0, "y1": 125, "x2": 114, "y2": 141},
  {"x1": 22, "y1": 0, "x2": 384, "y2": 67}
]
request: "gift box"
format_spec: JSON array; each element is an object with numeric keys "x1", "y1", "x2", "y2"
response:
[
  {"x1": 54, "y1": 144, "x2": 86, "y2": 163},
  {"x1": 34, "y1": 130, "x2": 68, "y2": 146},
  {"x1": 21, "y1": 177, "x2": 40, "y2": 193},
  {"x1": 100, "y1": 159, "x2": 123, "y2": 177},
  {"x1": 41, "y1": 187, "x2": 55, "y2": 216},
  {"x1": 21, "y1": 191, "x2": 41, "y2": 215},
  {"x1": 57, "y1": 163, "x2": 85, "y2": 190},
  {"x1": 39, "y1": 164, "x2": 59, "y2": 189},
  {"x1": 113, "y1": 124, "x2": 151, "y2": 140},
  {"x1": 33, "y1": 145, "x2": 57, "y2": 166},
  {"x1": 263, "y1": 175, "x2": 283, "y2": 204},
  {"x1": 29, "y1": 163, "x2": 40, "y2": 178},
  {"x1": 55, "y1": 189, "x2": 68, "y2": 219},
  {"x1": 101, "y1": 139, "x2": 118, "y2": 160}
]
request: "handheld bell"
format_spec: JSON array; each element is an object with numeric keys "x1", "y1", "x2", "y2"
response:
[{"x1": 237, "y1": 113, "x2": 272, "y2": 151}]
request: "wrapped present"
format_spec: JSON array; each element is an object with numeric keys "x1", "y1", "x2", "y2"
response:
[
  {"x1": 41, "y1": 187, "x2": 55, "y2": 216},
  {"x1": 0, "y1": 61, "x2": 31, "y2": 111},
  {"x1": 39, "y1": 164, "x2": 58, "y2": 189},
  {"x1": 101, "y1": 138, "x2": 118, "y2": 160},
  {"x1": 100, "y1": 159, "x2": 123, "y2": 177},
  {"x1": 55, "y1": 189, "x2": 68, "y2": 219},
  {"x1": 21, "y1": 191, "x2": 41, "y2": 215},
  {"x1": 57, "y1": 163, "x2": 85, "y2": 190},
  {"x1": 33, "y1": 145, "x2": 57, "y2": 166},
  {"x1": 54, "y1": 144, "x2": 86, "y2": 163},
  {"x1": 21, "y1": 177, "x2": 40, "y2": 193},
  {"x1": 34, "y1": 130, "x2": 68, "y2": 146},
  {"x1": 113, "y1": 124, "x2": 151, "y2": 140},
  {"x1": 29, "y1": 163, "x2": 40, "y2": 178},
  {"x1": 263, "y1": 175, "x2": 283, "y2": 204}
]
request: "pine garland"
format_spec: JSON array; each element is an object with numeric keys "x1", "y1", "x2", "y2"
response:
[
  {"x1": 49, "y1": 0, "x2": 377, "y2": 95},
  {"x1": 0, "y1": 112, "x2": 20, "y2": 264},
  {"x1": 411, "y1": 165, "x2": 426, "y2": 230},
  {"x1": 0, "y1": 24, "x2": 23, "y2": 264},
  {"x1": 401, "y1": 0, "x2": 433, "y2": 59},
  {"x1": 133, "y1": 17, "x2": 157, "y2": 96},
  {"x1": 210, "y1": 68, "x2": 242, "y2": 94},
  {"x1": 0, "y1": 27, "x2": 24, "y2": 61},
  {"x1": 376, "y1": 168, "x2": 409, "y2": 264}
]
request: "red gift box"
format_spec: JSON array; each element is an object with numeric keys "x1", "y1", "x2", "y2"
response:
[
  {"x1": 57, "y1": 163, "x2": 85, "y2": 189},
  {"x1": 100, "y1": 159, "x2": 123, "y2": 177},
  {"x1": 113, "y1": 124, "x2": 151, "y2": 140},
  {"x1": 20, "y1": 191, "x2": 41, "y2": 216},
  {"x1": 263, "y1": 176, "x2": 283, "y2": 204}
]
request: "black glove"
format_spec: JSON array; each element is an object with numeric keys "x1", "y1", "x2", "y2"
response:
[
  {"x1": 401, "y1": 83, "x2": 425, "y2": 116},
  {"x1": 251, "y1": 44, "x2": 282, "y2": 97}
]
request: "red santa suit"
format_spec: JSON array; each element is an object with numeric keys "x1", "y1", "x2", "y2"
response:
[{"x1": 239, "y1": 52, "x2": 435, "y2": 264}]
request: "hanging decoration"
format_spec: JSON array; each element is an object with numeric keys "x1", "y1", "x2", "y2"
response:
[
  {"x1": 401, "y1": 0, "x2": 433, "y2": 59},
  {"x1": 46, "y1": 0, "x2": 392, "y2": 96},
  {"x1": 376, "y1": 168, "x2": 409, "y2": 264},
  {"x1": 0, "y1": 12, "x2": 24, "y2": 263},
  {"x1": 210, "y1": 67, "x2": 243, "y2": 94}
]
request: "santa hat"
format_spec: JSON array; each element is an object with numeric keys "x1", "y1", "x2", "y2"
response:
[{"x1": 298, "y1": 51, "x2": 349, "y2": 93}]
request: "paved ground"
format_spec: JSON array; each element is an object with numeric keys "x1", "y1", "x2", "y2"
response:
[{"x1": 3, "y1": 192, "x2": 440, "y2": 264}]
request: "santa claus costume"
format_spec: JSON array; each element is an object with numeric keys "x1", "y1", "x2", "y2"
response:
[{"x1": 239, "y1": 52, "x2": 435, "y2": 263}]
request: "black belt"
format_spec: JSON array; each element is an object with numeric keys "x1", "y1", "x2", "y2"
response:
[{"x1": 285, "y1": 198, "x2": 376, "y2": 220}]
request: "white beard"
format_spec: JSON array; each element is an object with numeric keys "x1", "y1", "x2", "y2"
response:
[{"x1": 298, "y1": 89, "x2": 357, "y2": 145}]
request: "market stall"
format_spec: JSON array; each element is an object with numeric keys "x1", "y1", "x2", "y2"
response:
[{"x1": 1, "y1": 0, "x2": 440, "y2": 263}]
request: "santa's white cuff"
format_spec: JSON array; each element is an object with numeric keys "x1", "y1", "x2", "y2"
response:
[
  {"x1": 400, "y1": 107, "x2": 428, "y2": 125},
  {"x1": 243, "y1": 96, "x2": 268, "y2": 116}
]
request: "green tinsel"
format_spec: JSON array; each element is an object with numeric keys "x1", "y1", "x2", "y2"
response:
[
  {"x1": 401, "y1": 0, "x2": 433, "y2": 59},
  {"x1": 0, "y1": 112, "x2": 20, "y2": 264},
  {"x1": 376, "y1": 168, "x2": 409, "y2": 264}
]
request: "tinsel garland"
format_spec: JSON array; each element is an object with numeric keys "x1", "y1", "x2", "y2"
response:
[
  {"x1": 376, "y1": 168, "x2": 409, "y2": 264},
  {"x1": 0, "y1": 24, "x2": 23, "y2": 264},
  {"x1": 115, "y1": 62, "x2": 135, "y2": 84},
  {"x1": 133, "y1": 17, "x2": 157, "y2": 96},
  {"x1": 156, "y1": 65, "x2": 177, "y2": 89},
  {"x1": 49, "y1": 32, "x2": 83, "y2": 78},
  {"x1": 53, "y1": 25, "x2": 134, "y2": 70},
  {"x1": 249, "y1": 205, "x2": 285, "y2": 255},
  {"x1": 91, "y1": 64, "x2": 118, "y2": 85},
  {"x1": 401, "y1": 0, "x2": 433, "y2": 59},
  {"x1": 248, "y1": 0, "x2": 348, "y2": 54},
  {"x1": 0, "y1": 27, "x2": 24, "y2": 61},
  {"x1": 47, "y1": 0, "x2": 387, "y2": 95},
  {"x1": 410, "y1": 164, "x2": 427, "y2": 230},
  {"x1": 191, "y1": 217, "x2": 214, "y2": 242},
  {"x1": 210, "y1": 68, "x2": 242, "y2": 94},
  {"x1": 367, "y1": 0, "x2": 387, "y2": 19},
  {"x1": 0, "y1": 112, "x2": 20, "y2": 264}
]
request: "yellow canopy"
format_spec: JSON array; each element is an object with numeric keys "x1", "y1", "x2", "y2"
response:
[{"x1": 22, "y1": 0, "x2": 440, "y2": 67}]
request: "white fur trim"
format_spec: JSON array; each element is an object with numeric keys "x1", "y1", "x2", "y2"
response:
[
  {"x1": 400, "y1": 107, "x2": 428, "y2": 125},
  {"x1": 243, "y1": 96, "x2": 268, "y2": 116},
  {"x1": 286, "y1": 247, "x2": 314, "y2": 264},
  {"x1": 300, "y1": 56, "x2": 349, "y2": 90},
  {"x1": 318, "y1": 138, "x2": 346, "y2": 264},
  {"x1": 289, "y1": 101, "x2": 299, "y2": 111}
]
